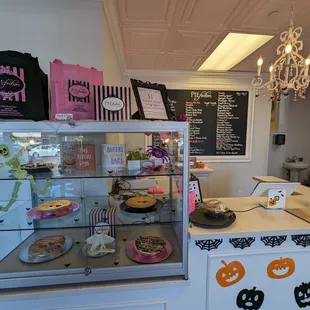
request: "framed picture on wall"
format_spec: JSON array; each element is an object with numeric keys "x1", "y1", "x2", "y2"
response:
[{"x1": 130, "y1": 78, "x2": 174, "y2": 120}]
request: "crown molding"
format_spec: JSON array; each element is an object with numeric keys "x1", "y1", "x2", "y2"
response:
[
  {"x1": 102, "y1": 0, "x2": 127, "y2": 73},
  {"x1": 122, "y1": 69, "x2": 267, "y2": 87}
]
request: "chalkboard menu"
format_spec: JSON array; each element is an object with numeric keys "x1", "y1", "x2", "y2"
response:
[{"x1": 153, "y1": 89, "x2": 249, "y2": 156}]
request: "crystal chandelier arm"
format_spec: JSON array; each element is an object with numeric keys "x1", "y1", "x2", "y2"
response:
[{"x1": 251, "y1": 77, "x2": 278, "y2": 91}]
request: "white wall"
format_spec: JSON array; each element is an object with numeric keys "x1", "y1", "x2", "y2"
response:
[
  {"x1": 286, "y1": 96, "x2": 310, "y2": 183},
  {"x1": 267, "y1": 96, "x2": 289, "y2": 179},
  {"x1": 122, "y1": 71, "x2": 271, "y2": 197},
  {"x1": 102, "y1": 2, "x2": 122, "y2": 85},
  {"x1": 0, "y1": 0, "x2": 103, "y2": 74},
  {"x1": 266, "y1": 94, "x2": 310, "y2": 184}
]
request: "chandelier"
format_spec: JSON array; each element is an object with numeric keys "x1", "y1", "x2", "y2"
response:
[{"x1": 252, "y1": 0, "x2": 310, "y2": 102}]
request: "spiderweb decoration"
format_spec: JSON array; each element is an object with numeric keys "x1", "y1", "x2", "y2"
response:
[
  {"x1": 292, "y1": 234, "x2": 310, "y2": 248},
  {"x1": 195, "y1": 239, "x2": 223, "y2": 251},
  {"x1": 261, "y1": 235, "x2": 287, "y2": 248},
  {"x1": 229, "y1": 237, "x2": 255, "y2": 250}
]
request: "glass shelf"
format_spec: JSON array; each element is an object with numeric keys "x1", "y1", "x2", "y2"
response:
[{"x1": 0, "y1": 166, "x2": 183, "y2": 181}]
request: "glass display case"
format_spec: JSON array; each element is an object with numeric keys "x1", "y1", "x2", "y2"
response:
[{"x1": 0, "y1": 121, "x2": 189, "y2": 289}]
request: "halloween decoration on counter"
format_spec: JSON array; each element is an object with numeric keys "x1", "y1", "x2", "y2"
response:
[
  {"x1": 189, "y1": 173, "x2": 202, "y2": 203},
  {"x1": 236, "y1": 287, "x2": 265, "y2": 310},
  {"x1": 292, "y1": 234, "x2": 310, "y2": 248},
  {"x1": 195, "y1": 239, "x2": 222, "y2": 251},
  {"x1": 229, "y1": 237, "x2": 255, "y2": 250},
  {"x1": 216, "y1": 260, "x2": 245, "y2": 287},
  {"x1": 146, "y1": 145, "x2": 170, "y2": 163},
  {"x1": 195, "y1": 161, "x2": 205, "y2": 169},
  {"x1": 266, "y1": 188, "x2": 286, "y2": 209},
  {"x1": 294, "y1": 282, "x2": 310, "y2": 308},
  {"x1": 0, "y1": 136, "x2": 52, "y2": 212},
  {"x1": 261, "y1": 235, "x2": 287, "y2": 248},
  {"x1": 84, "y1": 224, "x2": 115, "y2": 257},
  {"x1": 0, "y1": 181, "x2": 21, "y2": 212},
  {"x1": 268, "y1": 198, "x2": 277, "y2": 206},
  {"x1": 267, "y1": 257, "x2": 295, "y2": 279}
]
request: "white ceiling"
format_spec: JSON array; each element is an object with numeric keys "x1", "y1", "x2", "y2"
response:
[{"x1": 103, "y1": 0, "x2": 310, "y2": 72}]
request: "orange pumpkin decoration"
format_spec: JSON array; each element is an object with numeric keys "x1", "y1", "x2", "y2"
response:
[
  {"x1": 267, "y1": 257, "x2": 295, "y2": 279},
  {"x1": 196, "y1": 161, "x2": 205, "y2": 169},
  {"x1": 268, "y1": 198, "x2": 277, "y2": 207},
  {"x1": 216, "y1": 260, "x2": 246, "y2": 287}
]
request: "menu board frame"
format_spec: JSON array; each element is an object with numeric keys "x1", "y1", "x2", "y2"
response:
[
  {"x1": 130, "y1": 78, "x2": 174, "y2": 121},
  {"x1": 146, "y1": 86, "x2": 254, "y2": 163}
]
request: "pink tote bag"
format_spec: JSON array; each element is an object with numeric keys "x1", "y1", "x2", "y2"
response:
[{"x1": 50, "y1": 59, "x2": 103, "y2": 121}]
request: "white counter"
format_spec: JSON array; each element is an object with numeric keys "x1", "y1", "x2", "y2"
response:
[{"x1": 189, "y1": 196, "x2": 310, "y2": 240}]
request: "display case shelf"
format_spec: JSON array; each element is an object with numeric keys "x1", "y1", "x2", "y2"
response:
[
  {"x1": 0, "y1": 225, "x2": 183, "y2": 289},
  {"x1": 0, "y1": 167, "x2": 183, "y2": 181}
]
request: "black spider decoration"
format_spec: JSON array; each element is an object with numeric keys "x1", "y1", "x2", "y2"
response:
[
  {"x1": 261, "y1": 235, "x2": 287, "y2": 248},
  {"x1": 195, "y1": 239, "x2": 223, "y2": 251},
  {"x1": 292, "y1": 234, "x2": 310, "y2": 248},
  {"x1": 229, "y1": 237, "x2": 255, "y2": 250}
]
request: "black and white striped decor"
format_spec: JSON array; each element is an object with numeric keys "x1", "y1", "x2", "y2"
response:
[
  {"x1": 89, "y1": 207, "x2": 116, "y2": 238},
  {"x1": 94, "y1": 85, "x2": 131, "y2": 121}
]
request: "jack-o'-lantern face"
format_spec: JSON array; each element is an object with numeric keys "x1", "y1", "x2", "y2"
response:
[
  {"x1": 216, "y1": 260, "x2": 245, "y2": 287},
  {"x1": 0, "y1": 144, "x2": 10, "y2": 158},
  {"x1": 237, "y1": 287, "x2": 265, "y2": 310},
  {"x1": 267, "y1": 257, "x2": 295, "y2": 279},
  {"x1": 268, "y1": 198, "x2": 277, "y2": 207},
  {"x1": 196, "y1": 161, "x2": 205, "y2": 169},
  {"x1": 294, "y1": 282, "x2": 310, "y2": 308}
]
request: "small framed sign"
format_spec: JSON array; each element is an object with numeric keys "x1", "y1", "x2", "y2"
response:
[{"x1": 130, "y1": 79, "x2": 174, "y2": 120}]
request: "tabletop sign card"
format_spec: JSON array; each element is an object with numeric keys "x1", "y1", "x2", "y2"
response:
[
  {"x1": 137, "y1": 87, "x2": 168, "y2": 120},
  {"x1": 153, "y1": 89, "x2": 249, "y2": 156},
  {"x1": 102, "y1": 144, "x2": 126, "y2": 168},
  {"x1": 130, "y1": 79, "x2": 174, "y2": 120},
  {"x1": 74, "y1": 144, "x2": 96, "y2": 170}
]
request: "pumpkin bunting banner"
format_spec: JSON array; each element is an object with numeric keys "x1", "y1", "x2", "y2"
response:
[
  {"x1": 216, "y1": 260, "x2": 245, "y2": 287},
  {"x1": 294, "y1": 282, "x2": 310, "y2": 308},
  {"x1": 267, "y1": 257, "x2": 295, "y2": 279},
  {"x1": 236, "y1": 287, "x2": 265, "y2": 310}
]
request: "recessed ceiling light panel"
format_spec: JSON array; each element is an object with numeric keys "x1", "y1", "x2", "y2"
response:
[{"x1": 198, "y1": 33, "x2": 274, "y2": 72}]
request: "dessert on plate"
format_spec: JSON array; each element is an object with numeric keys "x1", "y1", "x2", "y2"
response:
[
  {"x1": 35, "y1": 199, "x2": 72, "y2": 213},
  {"x1": 21, "y1": 162, "x2": 55, "y2": 169},
  {"x1": 134, "y1": 235, "x2": 166, "y2": 256},
  {"x1": 126, "y1": 195, "x2": 156, "y2": 209},
  {"x1": 28, "y1": 235, "x2": 65, "y2": 257}
]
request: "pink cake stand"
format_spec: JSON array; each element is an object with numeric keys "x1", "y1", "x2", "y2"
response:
[
  {"x1": 26, "y1": 201, "x2": 80, "y2": 220},
  {"x1": 126, "y1": 238, "x2": 173, "y2": 264}
]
